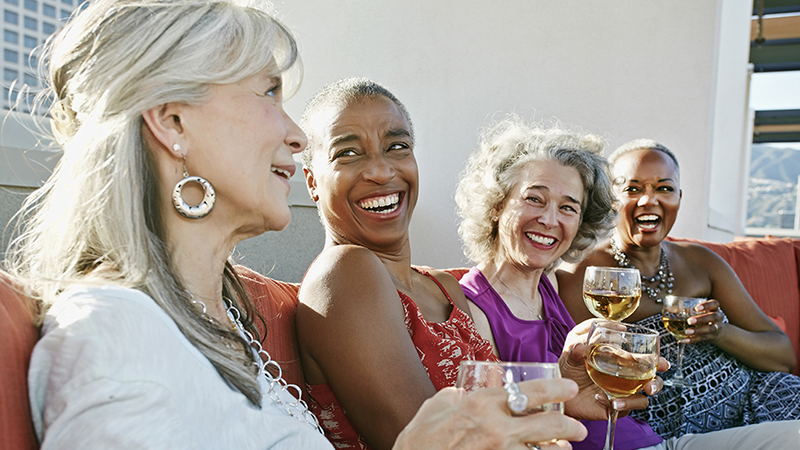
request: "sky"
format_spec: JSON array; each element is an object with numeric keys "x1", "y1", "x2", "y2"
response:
[{"x1": 749, "y1": 70, "x2": 800, "y2": 150}]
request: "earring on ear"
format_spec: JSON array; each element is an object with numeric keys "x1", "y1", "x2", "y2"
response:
[{"x1": 172, "y1": 146, "x2": 215, "y2": 219}]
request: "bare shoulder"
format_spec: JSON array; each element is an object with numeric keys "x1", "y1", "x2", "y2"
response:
[
  {"x1": 665, "y1": 240, "x2": 729, "y2": 270},
  {"x1": 299, "y1": 245, "x2": 393, "y2": 312},
  {"x1": 425, "y1": 268, "x2": 473, "y2": 316}
]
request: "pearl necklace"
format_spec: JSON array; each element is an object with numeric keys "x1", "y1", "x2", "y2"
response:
[
  {"x1": 609, "y1": 236, "x2": 674, "y2": 304},
  {"x1": 193, "y1": 297, "x2": 324, "y2": 434}
]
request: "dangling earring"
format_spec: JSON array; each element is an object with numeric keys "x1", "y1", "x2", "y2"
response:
[{"x1": 172, "y1": 145, "x2": 215, "y2": 219}]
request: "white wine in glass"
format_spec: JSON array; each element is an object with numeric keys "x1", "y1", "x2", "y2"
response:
[
  {"x1": 585, "y1": 321, "x2": 659, "y2": 450},
  {"x1": 583, "y1": 266, "x2": 642, "y2": 321},
  {"x1": 661, "y1": 295, "x2": 705, "y2": 388}
]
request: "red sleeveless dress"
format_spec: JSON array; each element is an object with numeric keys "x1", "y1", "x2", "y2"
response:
[{"x1": 306, "y1": 269, "x2": 498, "y2": 449}]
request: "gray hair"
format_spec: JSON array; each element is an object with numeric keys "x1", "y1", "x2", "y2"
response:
[
  {"x1": 456, "y1": 115, "x2": 617, "y2": 266},
  {"x1": 608, "y1": 139, "x2": 680, "y2": 182},
  {"x1": 299, "y1": 77, "x2": 413, "y2": 169},
  {"x1": 7, "y1": 0, "x2": 300, "y2": 406}
]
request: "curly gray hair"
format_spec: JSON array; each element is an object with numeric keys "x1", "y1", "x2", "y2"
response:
[{"x1": 455, "y1": 115, "x2": 617, "y2": 266}]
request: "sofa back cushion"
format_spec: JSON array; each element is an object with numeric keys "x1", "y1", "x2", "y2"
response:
[
  {"x1": 667, "y1": 236, "x2": 800, "y2": 375},
  {"x1": 235, "y1": 266, "x2": 305, "y2": 390},
  {"x1": 0, "y1": 272, "x2": 39, "y2": 450}
]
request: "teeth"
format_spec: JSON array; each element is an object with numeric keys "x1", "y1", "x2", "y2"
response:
[
  {"x1": 359, "y1": 193, "x2": 400, "y2": 213},
  {"x1": 636, "y1": 214, "x2": 659, "y2": 229},
  {"x1": 526, "y1": 233, "x2": 555, "y2": 246},
  {"x1": 638, "y1": 214, "x2": 659, "y2": 222},
  {"x1": 271, "y1": 167, "x2": 291, "y2": 179}
]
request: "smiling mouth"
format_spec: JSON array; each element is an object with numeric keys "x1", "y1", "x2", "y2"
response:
[
  {"x1": 271, "y1": 166, "x2": 293, "y2": 180},
  {"x1": 525, "y1": 232, "x2": 555, "y2": 246},
  {"x1": 358, "y1": 192, "x2": 401, "y2": 214},
  {"x1": 636, "y1": 214, "x2": 661, "y2": 230}
]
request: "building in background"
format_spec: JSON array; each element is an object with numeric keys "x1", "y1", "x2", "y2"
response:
[{"x1": 1, "y1": 0, "x2": 85, "y2": 113}]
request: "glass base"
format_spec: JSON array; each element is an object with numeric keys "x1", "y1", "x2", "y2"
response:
[{"x1": 664, "y1": 377, "x2": 693, "y2": 388}]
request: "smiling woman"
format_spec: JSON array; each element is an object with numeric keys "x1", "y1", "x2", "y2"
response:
[{"x1": 557, "y1": 139, "x2": 800, "y2": 439}]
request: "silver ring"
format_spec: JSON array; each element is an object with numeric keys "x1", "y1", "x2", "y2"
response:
[
  {"x1": 526, "y1": 444, "x2": 542, "y2": 450},
  {"x1": 713, "y1": 323, "x2": 719, "y2": 333},
  {"x1": 503, "y1": 369, "x2": 529, "y2": 415}
]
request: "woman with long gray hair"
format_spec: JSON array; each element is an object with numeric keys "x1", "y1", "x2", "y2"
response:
[{"x1": 10, "y1": 1, "x2": 588, "y2": 448}]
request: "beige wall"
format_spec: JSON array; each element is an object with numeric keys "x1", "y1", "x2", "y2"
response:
[
  {"x1": 0, "y1": 0, "x2": 755, "y2": 281},
  {"x1": 275, "y1": 0, "x2": 754, "y2": 269}
]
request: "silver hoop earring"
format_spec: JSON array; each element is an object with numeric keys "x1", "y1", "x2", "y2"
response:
[{"x1": 172, "y1": 153, "x2": 215, "y2": 219}]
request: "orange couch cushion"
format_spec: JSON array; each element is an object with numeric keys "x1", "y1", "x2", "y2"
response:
[
  {"x1": 0, "y1": 272, "x2": 39, "y2": 450},
  {"x1": 668, "y1": 236, "x2": 800, "y2": 375},
  {"x1": 235, "y1": 266, "x2": 305, "y2": 390}
]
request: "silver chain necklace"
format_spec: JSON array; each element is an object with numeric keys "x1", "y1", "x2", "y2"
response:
[
  {"x1": 193, "y1": 297, "x2": 324, "y2": 434},
  {"x1": 494, "y1": 275, "x2": 543, "y2": 320},
  {"x1": 609, "y1": 236, "x2": 674, "y2": 304}
]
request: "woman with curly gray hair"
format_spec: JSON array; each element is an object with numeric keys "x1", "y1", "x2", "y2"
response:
[{"x1": 454, "y1": 116, "x2": 671, "y2": 450}]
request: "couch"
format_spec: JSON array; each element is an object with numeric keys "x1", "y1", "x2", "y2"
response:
[{"x1": 2, "y1": 237, "x2": 799, "y2": 449}]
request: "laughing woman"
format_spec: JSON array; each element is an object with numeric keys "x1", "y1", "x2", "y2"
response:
[
  {"x1": 557, "y1": 139, "x2": 800, "y2": 439},
  {"x1": 297, "y1": 78, "x2": 595, "y2": 450}
]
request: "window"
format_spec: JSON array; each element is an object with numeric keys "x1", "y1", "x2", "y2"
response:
[
  {"x1": 23, "y1": 16, "x2": 35, "y2": 30},
  {"x1": 3, "y1": 0, "x2": 18, "y2": 5},
  {"x1": 59, "y1": 0, "x2": 70, "y2": 4},
  {"x1": 24, "y1": 52, "x2": 36, "y2": 69},
  {"x1": 41, "y1": 21, "x2": 54, "y2": 34},
  {"x1": 23, "y1": 0, "x2": 35, "y2": 11},
  {"x1": 23, "y1": 34, "x2": 34, "y2": 47},
  {"x1": 3, "y1": 29, "x2": 17, "y2": 43},
  {"x1": 59, "y1": 8, "x2": 68, "y2": 19},
  {"x1": 4, "y1": 48, "x2": 18, "y2": 62},
  {"x1": 4, "y1": 10, "x2": 18, "y2": 25},
  {"x1": 42, "y1": 3, "x2": 54, "y2": 16},
  {"x1": 3, "y1": 68, "x2": 16, "y2": 82},
  {"x1": 22, "y1": 72, "x2": 35, "y2": 86}
]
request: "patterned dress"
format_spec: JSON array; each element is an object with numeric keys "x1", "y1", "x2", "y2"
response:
[
  {"x1": 307, "y1": 269, "x2": 498, "y2": 449},
  {"x1": 630, "y1": 313, "x2": 800, "y2": 439}
]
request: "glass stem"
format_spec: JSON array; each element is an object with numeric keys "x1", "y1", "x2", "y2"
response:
[
  {"x1": 605, "y1": 399, "x2": 619, "y2": 450},
  {"x1": 675, "y1": 341, "x2": 686, "y2": 381}
]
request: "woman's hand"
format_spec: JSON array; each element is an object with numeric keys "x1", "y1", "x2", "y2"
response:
[
  {"x1": 393, "y1": 380, "x2": 587, "y2": 450},
  {"x1": 683, "y1": 299, "x2": 725, "y2": 344},
  {"x1": 559, "y1": 319, "x2": 668, "y2": 421}
]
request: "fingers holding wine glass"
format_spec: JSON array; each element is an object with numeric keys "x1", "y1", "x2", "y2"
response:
[
  {"x1": 662, "y1": 295, "x2": 705, "y2": 387},
  {"x1": 584, "y1": 321, "x2": 659, "y2": 450}
]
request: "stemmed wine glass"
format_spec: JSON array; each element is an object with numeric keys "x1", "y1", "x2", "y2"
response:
[
  {"x1": 583, "y1": 266, "x2": 642, "y2": 321},
  {"x1": 585, "y1": 321, "x2": 659, "y2": 450},
  {"x1": 456, "y1": 361, "x2": 564, "y2": 413},
  {"x1": 661, "y1": 295, "x2": 705, "y2": 388}
]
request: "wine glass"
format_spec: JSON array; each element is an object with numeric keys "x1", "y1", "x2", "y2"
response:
[
  {"x1": 456, "y1": 361, "x2": 564, "y2": 414},
  {"x1": 661, "y1": 295, "x2": 705, "y2": 388},
  {"x1": 585, "y1": 321, "x2": 659, "y2": 450},
  {"x1": 583, "y1": 266, "x2": 642, "y2": 321}
]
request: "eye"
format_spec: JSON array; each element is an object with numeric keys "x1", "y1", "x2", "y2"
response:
[
  {"x1": 657, "y1": 186, "x2": 675, "y2": 192},
  {"x1": 388, "y1": 143, "x2": 410, "y2": 151},
  {"x1": 526, "y1": 195, "x2": 543, "y2": 204},
  {"x1": 332, "y1": 148, "x2": 358, "y2": 160},
  {"x1": 561, "y1": 204, "x2": 579, "y2": 214},
  {"x1": 263, "y1": 78, "x2": 283, "y2": 100},
  {"x1": 622, "y1": 186, "x2": 640, "y2": 193}
]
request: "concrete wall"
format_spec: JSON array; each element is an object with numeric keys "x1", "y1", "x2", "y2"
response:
[
  {"x1": 0, "y1": 1, "x2": 755, "y2": 282},
  {"x1": 276, "y1": 0, "x2": 754, "y2": 269}
]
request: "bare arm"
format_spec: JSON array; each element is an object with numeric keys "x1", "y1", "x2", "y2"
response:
[
  {"x1": 297, "y1": 245, "x2": 436, "y2": 450},
  {"x1": 680, "y1": 244, "x2": 795, "y2": 373},
  {"x1": 555, "y1": 261, "x2": 596, "y2": 324}
]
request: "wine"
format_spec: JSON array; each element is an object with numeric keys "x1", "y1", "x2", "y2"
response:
[
  {"x1": 662, "y1": 314, "x2": 691, "y2": 339},
  {"x1": 583, "y1": 289, "x2": 641, "y2": 321},
  {"x1": 586, "y1": 343, "x2": 657, "y2": 398}
]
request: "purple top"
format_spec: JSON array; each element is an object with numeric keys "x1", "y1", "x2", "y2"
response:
[{"x1": 460, "y1": 267, "x2": 662, "y2": 450}]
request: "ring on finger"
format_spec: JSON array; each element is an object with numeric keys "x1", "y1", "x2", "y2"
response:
[
  {"x1": 526, "y1": 444, "x2": 541, "y2": 450},
  {"x1": 502, "y1": 369, "x2": 529, "y2": 415},
  {"x1": 713, "y1": 323, "x2": 719, "y2": 333}
]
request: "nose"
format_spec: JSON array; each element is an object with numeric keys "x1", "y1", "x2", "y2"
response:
[
  {"x1": 538, "y1": 203, "x2": 558, "y2": 228},
  {"x1": 284, "y1": 110, "x2": 307, "y2": 155},
  {"x1": 363, "y1": 153, "x2": 395, "y2": 184},
  {"x1": 637, "y1": 186, "x2": 658, "y2": 207}
]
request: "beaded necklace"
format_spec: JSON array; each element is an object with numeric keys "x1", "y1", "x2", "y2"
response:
[
  {"x1": 609, "y1": 236, "x2": 674, "y2": 304},
  {"x1": 193, "y1": 297, "x2": 324, "y2": 434}
]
